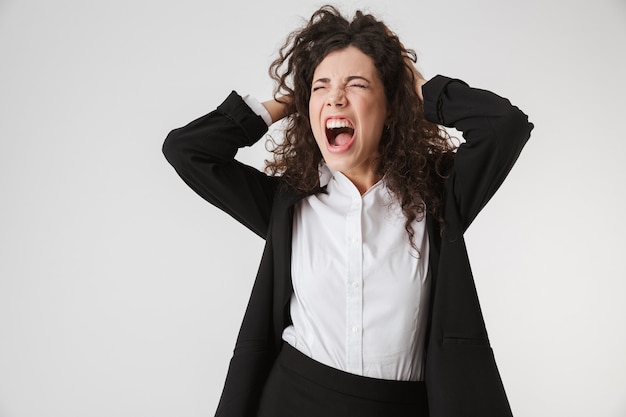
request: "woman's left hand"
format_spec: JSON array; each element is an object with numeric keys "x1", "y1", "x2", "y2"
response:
[
  {"x1": 413, "y1": 69, "x2": 426, "y2": 101},
  {"x1": 385, "y1": 25, "x2": 427, "y2": 101}
]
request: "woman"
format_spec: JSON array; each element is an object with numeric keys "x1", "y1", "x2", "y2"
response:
[{"x1": 163, "y1": 5, "x2": 533, "y2": 417}]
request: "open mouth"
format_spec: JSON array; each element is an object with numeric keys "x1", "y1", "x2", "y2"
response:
[{"x1": 325, "y1": 119, "x2": 355, "y2": 147}]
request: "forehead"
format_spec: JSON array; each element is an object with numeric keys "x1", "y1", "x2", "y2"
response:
[{"x1": 313, "y1": 46, "x2": 378, "y2": 79}]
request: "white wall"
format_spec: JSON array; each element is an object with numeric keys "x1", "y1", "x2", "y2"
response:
[{"x1": 1, "y1": 0, "x2": 625, "y2": 416}]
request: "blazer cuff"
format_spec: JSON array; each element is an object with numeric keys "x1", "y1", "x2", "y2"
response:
[
  {"x1": 423, "y1": 75, "x2": 469, "y2": 127},
  {"x1": 217, "y1": 91, "x2": 269, "y2": 146}
]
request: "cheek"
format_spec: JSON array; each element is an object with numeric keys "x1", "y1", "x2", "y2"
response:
[
  {"x1": 308, "y1": 97, "x2": 321, "y2": 119},
  {"x1": 308, "y1": 100, "x2": 324, "y2": 139}
]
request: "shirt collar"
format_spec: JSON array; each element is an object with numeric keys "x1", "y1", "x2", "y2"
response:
[{"x1": 319, "y1": 163, "x2": 385, "y2": 197}]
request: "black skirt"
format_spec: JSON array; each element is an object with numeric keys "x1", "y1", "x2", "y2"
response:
[{"x1": 257, "y1": 343, "x2": 429, "y2": 417}]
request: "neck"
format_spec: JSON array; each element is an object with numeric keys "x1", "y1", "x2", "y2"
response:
[{"x1": 341, "y1": 168, "x2": 382, "y2": 195}]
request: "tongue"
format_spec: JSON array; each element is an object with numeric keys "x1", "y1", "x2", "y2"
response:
[{"x1": 334, "y1": 132, "x2": 352, "y2": 146}]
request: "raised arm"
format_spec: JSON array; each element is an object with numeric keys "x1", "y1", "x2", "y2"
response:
[
  {"x1": 421, "y1": 75, "x2": 534, "y2": 230},
  {"x1": 162, "y1": 92, "x2": 280, "y2": 239}
]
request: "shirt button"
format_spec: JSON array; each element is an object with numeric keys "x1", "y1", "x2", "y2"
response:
[
  {"x1": 352, "y1": 282, "x2": 359, "y2": 288},
  {"x1": 352, "y1": 326, "x2": 359, "y2": 333}
]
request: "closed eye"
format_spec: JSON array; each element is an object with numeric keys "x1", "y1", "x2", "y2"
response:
[{"x1": 349, "y1": 84, "x2": 367, "y2": 89}]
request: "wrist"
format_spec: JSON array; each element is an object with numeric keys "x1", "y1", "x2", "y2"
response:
[
  {"x1": 416, "y1": 77, "x2": 426, "y2": 101},
  {"x1": 262, "y1": 97, "x2": 290, "y2": 124}
]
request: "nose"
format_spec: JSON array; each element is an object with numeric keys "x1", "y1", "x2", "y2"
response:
[{"x1": 326, "y1": 88, "x2": 346, "y2": 107}]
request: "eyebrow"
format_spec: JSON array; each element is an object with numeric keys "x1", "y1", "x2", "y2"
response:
[{"x1": 312, "y1": 75, "x2": 371, "y2": 84}]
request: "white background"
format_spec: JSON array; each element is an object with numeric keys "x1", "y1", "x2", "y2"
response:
[{"x1": 1, "y1": 0, "x2": 625, "y2": 416}]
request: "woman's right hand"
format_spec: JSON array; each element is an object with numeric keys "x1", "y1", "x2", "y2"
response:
[{"x1": 262, "y1": 96, "x2": 291, "y2": 124}]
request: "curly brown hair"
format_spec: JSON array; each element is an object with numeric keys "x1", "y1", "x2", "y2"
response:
[{"x1": 265, "y1": 5, "x2": 455, "y2": 245}]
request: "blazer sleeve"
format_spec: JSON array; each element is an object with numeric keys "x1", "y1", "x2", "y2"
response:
[
  {"x1": 423, "y1": 75, "x2": 534, "y2": 231},
  {"x1": 162, "y1": 91, "x2": 279, "y2": 239}
]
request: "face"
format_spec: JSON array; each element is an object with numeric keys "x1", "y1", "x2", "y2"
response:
[{"x1": 309, "y1": 46, "x2": 388, "y2": 188}]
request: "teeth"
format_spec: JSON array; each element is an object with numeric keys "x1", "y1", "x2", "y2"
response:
[{"x1": 325, "y1": 119, "x2": 353, "y2": 129}]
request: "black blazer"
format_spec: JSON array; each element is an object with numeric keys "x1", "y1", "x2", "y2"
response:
[{"x1": 163, "y1": 75, "x2": 533, "y2": 417}]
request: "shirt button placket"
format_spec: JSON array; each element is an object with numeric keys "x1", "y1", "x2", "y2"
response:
[{"x1": 345, "y1": 196, "x2": 363, "y2": 375}]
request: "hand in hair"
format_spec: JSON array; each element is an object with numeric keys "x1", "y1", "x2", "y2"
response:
[
  {"x1": 409, "y1": 65, "x2": 427, "y2": 101},
  {"x1": 397, "y1": 38, "x2": 427, "y2": 100},
  {"x1": 261, "y1": 95, "x2": 291, "y2": 124},
  {"x1": 384, "y1": 25, "x2": 427, "y2": 101}
]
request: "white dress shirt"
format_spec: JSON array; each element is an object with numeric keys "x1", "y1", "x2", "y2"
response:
[
  {"x1": 282, "y1": 167, "x2": 430, "y2": 381},
  {"x1": 244, "y1": 94, "x2": 431, "y2": 381}
]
